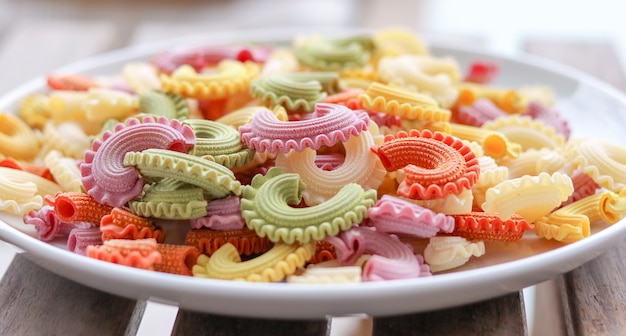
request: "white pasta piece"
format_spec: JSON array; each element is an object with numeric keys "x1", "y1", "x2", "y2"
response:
[
  {"x1": 377, "y1": 55, "x2": 460, "y2": 108},
  {"x1": 84, "y1": 88, "x2": 139, "y2": 122},
  {"x1": 482, "y1": 172, "x2": 574, "y2": 223},
  {"x1": 0, "y1": 167, "x2": 63, "y2": 198},
  {"x1": 122, "y1": 62, "x2": 162, "y2": 95},
  {"x1": 38, "y1": 121, "x2": 91, "y2": 160},
  {"x1": 424, "y1": 236, "x2": 485, "y2": 273},
  {"x1": 44, "y1": 150, "x2": 83, "y2": 192},
  {"x1": 287, "y1": 265, "x2": 362, "y2": 284},
  {"x1": 405, "y1": 189, "x2": 474, "y2": 215}
]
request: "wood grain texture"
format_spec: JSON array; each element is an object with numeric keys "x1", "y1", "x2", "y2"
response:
[
  {"x1": 525, "y1": 41, "x2": 626, "y2": 336},
  {"x1": 372, "y1": 292, "x2": 528, "y2": 336},
  {"x1": 0, "y1": 254, "x2": 144, "y2": 336},
  {"x1": 172, "y1": 311, "x2": 329, "y2": 336}
]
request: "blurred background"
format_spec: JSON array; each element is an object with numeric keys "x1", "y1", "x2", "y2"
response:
[{"x1": 1, "y1": 0, "x2": 625, "y2": 95}]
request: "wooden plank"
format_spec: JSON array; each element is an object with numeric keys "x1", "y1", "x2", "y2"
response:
[
  {"x1": 172, "y1": 310, "x2": 329, "y2": 336},
  {"x1": 524, "y1": 41, "x2": 626, "y2": 336},
  {"x1": 372, "y1": 292, "x2": 527, "y2": 336},
  {"x1": 0, "y1": 254, "x2": 144, "y2": 336}
]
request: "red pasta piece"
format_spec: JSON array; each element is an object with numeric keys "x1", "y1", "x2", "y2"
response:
[
  {"x1": 185, "y1": 227, "x2": 272, "y2": 256},
  {"x1": 154, "y1": 244, "x2": 201, "y2": 276},
  {"x1": 100, "y1": 224, "x2": 166, "y2": 243},
  {"x1": 45, "y1": 191, "x2": 114, "y2": 224},
  {"x1": 561, "y1": 169, "x2": 600, "y2": 207},
  {"x1": 47, "y1": 73, "x2": 99, "y2": 91},
  {"x1": 101, "y1": 207, "x2": 153, "y2": 228},
  {"x1": 449, "y1": 212, "x2": 533, "y2": 242},
  {"x1": 464, "y1": 60, "x2": 499, "y2": 84}
]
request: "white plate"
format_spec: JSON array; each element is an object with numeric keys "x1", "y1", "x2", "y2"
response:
[{"x1": 2, "y1": 28, "x2": 626, "y2": 319}]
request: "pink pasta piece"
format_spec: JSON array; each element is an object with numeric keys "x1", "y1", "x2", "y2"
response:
[
  {"x1": 67, "y1": 226, "x2": 102, "y2": 255},
  {"x1": 86, "y1": 238, "x2": 162, "y2": 270},
  {"x1": 314, "y1": 153, "x2": 345, "y2": 171},
  {"x1": 457, "y1": 98, "x2": 507, "y2": 127},
  {"x1": 23, "y1": 205, "x2": 74, "y2": 242},
  {"x1": 190, "y1": 196, "x2": 246, "y2": 230},
  {"x1": 561, "y1": 169, "x2": 600, "y2": 207},
  {"x1": 239, "y1": 103, "x2": 370, "y2": 154},
  {"x1": 464, "y1": 60, "x2": 499, "y2": 84},
  {"x1": 326, "y1": 226, "x2": 431, "y2": 281},
  {"x1": 80, "y1": 116, "x2": 195, "y2": 207},
  {"x1": 524, "y1": 101, "x2": 571, "y2": 139},
  {"x1": 367, "y1": 111, "x2": 402, "y2": 128},
  {"x1": 367, "y1": 195, "x2": 455, "y2": 237},
  {"x1": 152, "y1": 44, "x2": 272, "y2": 74}
]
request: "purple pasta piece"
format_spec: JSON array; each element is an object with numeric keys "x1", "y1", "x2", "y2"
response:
[
  {"x1": 326, "y1": 226, "x2": 431, "y2": 281},
  {"x1": 457, "y1": 98, "x2": 507, "y2": 127},
  {"x1": 80, "y1": 116, "x2": 195, "y2": 208},
  {"x1": 524, "y1": 101, "x2": 571, "y2": 139},
  {"x1": 367, "y1": 195, "x2": 455, "y2": 237},
  {"x1": 190, "y1": 196, "x2": 245, "y2": 230},
  {"x1": 23, "y1": 205, "x2": 74, "y2": 242},
  {"x1": 67, "y1": 226, "x2": 103, "y2": 255}
]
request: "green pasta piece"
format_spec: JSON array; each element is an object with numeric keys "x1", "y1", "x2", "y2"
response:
[
  {"x1": 250, "y1": 73, "x2": 327, "y2": 112},
  {"x1": 201, "y1": 148, "x2": 256, "y2": 169},
  {"x1": 240, "y1": 167, "x2": 377, "y2": 244},
  {"x1": 295, "y1": 35, "x2": 373, "y2": 71},
  {"x1": 139, "y1": 90, "x2": 190, "y2": 120},
  {"x1": 129, "y1": 199, "x2": 208, "y2": 219},
  {"x1": 182, "y1": 119, "x2": 243, "y2": 157},
  {"x1": 123, "y1": 148, "x2": 242, "y2": 200}
]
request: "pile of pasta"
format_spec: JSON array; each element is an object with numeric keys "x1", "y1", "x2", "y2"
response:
[{"x1": 2, "y1": 27, "x2": 626, "y2": 283}]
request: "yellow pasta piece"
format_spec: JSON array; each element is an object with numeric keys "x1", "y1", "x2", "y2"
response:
[
  {"x1": 19, "y1": 93, "x2": 52, "y2": 129},
  {"x1": 517, "y1": 85, "x2": 556, "y2": 107},
  {"x1": 372, "y1": 27, "x2": 429, "y2": 57},
  {"x1": 471, "y1": 156, "x2": 509, "y2": 209},
  {"x1": 275, "y1": 124, "x2": 386, "y2": 205},
  {"x1": 498, "y1": 147, "x2": 571, "y2": 179},
  {"x1": 0, "y1": 112, "x2": 40, "y2": 161},
  {"x1": 377, "y1": 55, "x2": 460, "y2": 107},
  {"x1": 0, "y1": 174, "x2": 43, "y2": 215},
  {"x1": 122, "y1": 62, "x2": 162, "y2": 95},
  {"x1": 455, "y1": 83, "x2": 526, "y2": 114},
  {"x1": 43, "y1": 150, "x2": 83, "y2": 192},
  {"x1": 160, "y1": 61, "x2": 260, "y2": 100},
  {"x1": 566, "y1": 138, "x2": 626, "y2": 192},
  {"x1": 405, "y1": 188, "x2": 474, "y2": 215},
  {"x1": 192, "y1": 242, "x2": 315, "y2": 282},
  {"x1": 359, "y1": 82, "x2": 451, "y2": 122},
  {"x1": 38, "y1": 121, "x2": 91, "y2": 160},
  {"x1": 0, "y1": 167, "x2": 62, "y2": 198},
  {"x1": 287, "y1": 265, "x2": 362, "y2": 284},
  {"x1": 449, "y1": 123, "x2": 521, "y2": 159},
  {"x1": 49, "y1": 90, "x2": 89, "y2": 122},
  {"x1": 84, "y1": 88, "x2": 139, "y2": 122},
  {"x1": 481, "y1": 115, "x2": 565, "y2": 151},
  {"x1": 482, "y1": 172, "x2": 574, "y2": 222},
  {"x1": 423, "y1": 236, "x2": 485, "y2": 273}
]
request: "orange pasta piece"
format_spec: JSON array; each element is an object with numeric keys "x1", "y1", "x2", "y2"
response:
[
  {"x1": 86, "y1": 238, "x2": 161, "y2": 270},
  {"x1": 154, "y1": 244, "x2": 201, "y2": 276},
  {"x1": 45, "y1": 191, "x2": 114, "y2": 224},
  {"x1": 449, "y1": 212, "x2": 533, "y2": 242},
  {"x1": 47, "y1": 73, "x2": 99, "y2": 91},
  {"x1": 0, "y1": 157, "x2": 55, "y2": 181},
  {"x1": 185, "y1": 227, "x2": 272, "y2": 256},
  {"x1": 322, "y1": 88, "x2": 365, "y2": 110},
  {"x1": 309, "y1": 240, "x2": 337, "y2": 264},
  {"x1": 101, "y1": 207, "x2": 153, "y2": 228}
]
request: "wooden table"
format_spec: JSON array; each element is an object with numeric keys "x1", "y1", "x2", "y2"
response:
[{"x1": 2, "y1": 4, "x2": 626, "y2": 335}]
